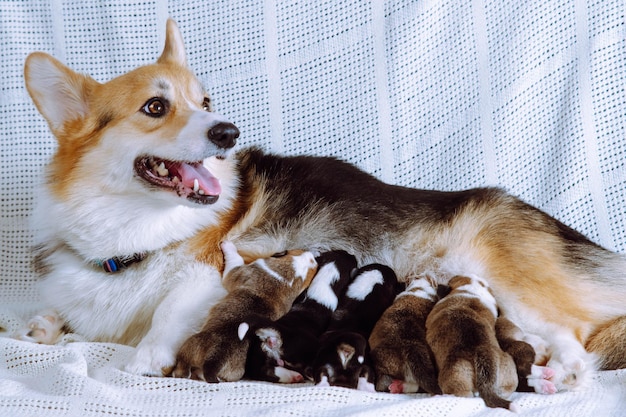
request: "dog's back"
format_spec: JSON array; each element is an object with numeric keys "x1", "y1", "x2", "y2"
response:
[{"x1": 426, "y1": 275, "x2": 517, "y2": 409}]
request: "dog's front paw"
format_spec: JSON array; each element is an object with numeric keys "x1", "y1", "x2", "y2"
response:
[
  {"x1": 14, "y1": 310, "x2": 65, "y2": 344},
  {"x1": 125, "y1": 342, "x2": 176, "y2": 377}
]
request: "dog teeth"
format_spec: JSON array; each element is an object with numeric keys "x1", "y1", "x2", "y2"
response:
[
  {"x1": 193, "y1": 178, "x2": 200, "y2": 193},
  {"x1": 198, "y1": 190, "x2": 205, "y2": 195},
  {"x1": 155, "y1": 162, "x2": 169, "y2": 177}
]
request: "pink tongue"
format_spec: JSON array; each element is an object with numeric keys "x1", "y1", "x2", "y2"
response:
[{"x1": 177, "y1": 162, "x2": 221, "y2": 196}]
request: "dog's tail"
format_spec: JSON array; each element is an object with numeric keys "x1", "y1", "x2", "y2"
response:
[
  {"x1": 474, "y1": 351, "x2": 513, "y2": 410},
  {"x1": 406, "y1": 344, "x2": 442, "y2": 395}
]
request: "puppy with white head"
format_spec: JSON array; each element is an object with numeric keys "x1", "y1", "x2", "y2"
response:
[
  {"x1": 312, "y1": 263, "x2": 399, "y2": 391},
  {"x1": 369, "y1": 274, "x2": 441, "y2": 394},
  {"x1": 426, "y1": 275, "x2": 518, "y2": 410},
  {"x1": 170, "y1": 241, "x2": 317, "y2": 382},
  {"x1": 244, "y1": 250, "x2": 358, "y2": 383}
]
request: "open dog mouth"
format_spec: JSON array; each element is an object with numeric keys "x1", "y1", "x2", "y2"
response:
[{"x1": 134, "y1": 156, "x2": 222, "y2": 205}]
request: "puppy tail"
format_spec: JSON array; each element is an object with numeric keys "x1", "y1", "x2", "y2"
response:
[
  {"x1": 238, "y1": 322, "x2": 250, "y2": 341},
  {"x1": 474, "y1": 352, "x2": 512, "y2": 410},
  {"x1": 407, "y1": 346, "x2": 442, "y2": 395}
]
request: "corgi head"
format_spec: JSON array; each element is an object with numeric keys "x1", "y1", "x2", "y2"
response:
[
  {"x1": 24, "y1": 19, "x2": 238, "y2": 207},
  {"x1": 25, "y1": 19, "x2": 240, "y2": 259}
]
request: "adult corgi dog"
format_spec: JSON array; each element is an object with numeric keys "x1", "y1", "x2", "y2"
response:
[{"x1": 22, "y1": 19, "x2": 626, "y2": 389}]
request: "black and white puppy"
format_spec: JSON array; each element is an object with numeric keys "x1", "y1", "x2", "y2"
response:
[
  {"x1": 312, "y1": 263, "x2": 400, "y2": 391},
  {"x1": 244, "y1": 250, "x2": 358, "y2": 383}
]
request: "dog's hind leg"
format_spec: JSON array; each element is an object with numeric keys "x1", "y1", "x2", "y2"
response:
[
  {"x1": 14, "y1": 309, "x2": 65, "y2": 344},
  {"x1": 438, "y1": 359, "x2": 474, "y2": 398},
  {"x1": 585, "y1": 315, "x2": 626, "y2": 370}
]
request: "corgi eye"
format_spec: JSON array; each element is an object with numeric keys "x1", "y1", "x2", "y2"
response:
[
  {"x1": 202, "y1": 97, "x2": 212, "y2": 112},
  {"x1": 142, "y1": 98, "x2": 168, "y2": 117}
]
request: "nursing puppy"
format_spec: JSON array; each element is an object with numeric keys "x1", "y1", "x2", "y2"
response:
[
  {"x1": 496, "y1": 316, "x2": 557, "y2": 394},
  {"x1": 426, "y1": 275, "x2": 518, "y2": 410},
  {"x1": 22, "y1": 18, "x2": 626, "y2": 385},
  {"x1": 312, "y1": 264, "x2": 399, "y2": 390},
  {"x1": 369, "y1": 275, "x2": 441, "y2": 394},
  {"x1": 170, "y1": 241, "x2": 317, "y2": 382},
  {"x1": 244, "y1": 250, "x2": 357, "y2": 383}
]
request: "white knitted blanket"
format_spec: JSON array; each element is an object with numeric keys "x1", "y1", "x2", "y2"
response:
[{"x1": 1, "y1": 1, "x2": 625, "y2": 416}]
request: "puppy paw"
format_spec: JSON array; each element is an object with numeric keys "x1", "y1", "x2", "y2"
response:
[
  {"x1": 220, "y1": 240, "x2": 237, "y2": 255},
  {"x1": 389, "y1": 379, "x2": 410, "y2": 394},
  {"x1": 274, "y1": 366, "x2": 304, "y2": 383},
  {"x1": 14, "y1": 310, "x2": 64, "y2": 344},
  {"x1": 357, "y1": 376, "x2": 376, "y2": 392},
  {"x1": 316, "y1": 376, "x2": 331, "y2": 387},
  {"x1": 170, "y1": 331, "x2": 231, "y2": 383},
  {"x1": 125, "y1": 342, "x2": 175, "y2": 377},
  {"x1": 527, "y1": 365, "x2": 557, "y2": 394}
]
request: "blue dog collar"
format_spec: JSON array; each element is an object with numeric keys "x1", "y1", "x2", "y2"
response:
[{"x1": 94, "y1": 253, "x2": 146, "y2": 273}]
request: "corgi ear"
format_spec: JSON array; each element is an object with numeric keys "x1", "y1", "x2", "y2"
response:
[
  {"x1": 157, "y1": 18, "x2": 187, "y2": 66},
  {"x1": 24, "y1": 52, "x2": 96, "y2": 136}
]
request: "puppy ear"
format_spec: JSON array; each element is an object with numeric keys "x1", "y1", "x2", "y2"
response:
[
  {"x1": 24, "y1": 52, "x2": 97, "y2": 136},
  {"x1": 157, "y1": 18, "x2": 187, "y2": 66},
  {"x1": 237, "y1": 322, "x2": 250, "y2": 341}
]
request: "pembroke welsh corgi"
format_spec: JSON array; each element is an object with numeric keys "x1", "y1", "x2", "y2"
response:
[
  {"x1": 21, "y1": 19, "x2": 626, "y2": 388},
  {"x1": 170, "y1": 241, "x2": 317, "y2": 382}
]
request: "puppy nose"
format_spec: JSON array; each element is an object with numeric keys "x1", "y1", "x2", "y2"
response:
[{"x1": 208, "y1": 122, "x2": 239, "y2": 149}]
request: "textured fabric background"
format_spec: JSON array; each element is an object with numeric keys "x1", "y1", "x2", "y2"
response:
[{"x1": 0, "y1": 1, "x2": 625, "y2": 416}]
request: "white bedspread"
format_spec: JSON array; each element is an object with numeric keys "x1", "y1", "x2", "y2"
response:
[
  {"x1": 0, "y1": 322, "x2": 625, "y2": 417},
  {"x1": 1, "y1": 1, "x2": 624, "y2": 416}
]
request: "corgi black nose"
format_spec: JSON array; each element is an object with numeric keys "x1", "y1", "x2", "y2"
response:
[{"x1": 208, "y1": 122, "x2": 239, "y2": 149}]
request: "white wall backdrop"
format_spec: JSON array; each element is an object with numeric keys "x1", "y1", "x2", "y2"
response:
[{"x1": 0, "y1": 0, "x2": 624, "y2": 300}]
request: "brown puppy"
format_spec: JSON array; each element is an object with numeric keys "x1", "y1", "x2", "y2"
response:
[
  {"x1": 369, "y1": 274, "x2": 441, "y2": 394},
  {"x1": 171, "y1": 241, "x2": 317, "y2": 382},
  {"x1": 496, "y1": 315, "x2": 557, "y2": 394},
  {"x1": 426, "y1": 275, "x2": 517, "y2": 410}
]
